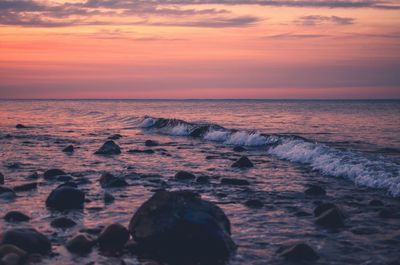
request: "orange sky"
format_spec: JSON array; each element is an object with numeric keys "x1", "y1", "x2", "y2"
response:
[{"x1": 0, "y1": 0, "x2": 399, "y2": 99}]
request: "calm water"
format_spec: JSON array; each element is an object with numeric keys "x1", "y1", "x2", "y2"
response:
[{"x1": 0, "y1": 99, "x2": 399, "y2": 264}]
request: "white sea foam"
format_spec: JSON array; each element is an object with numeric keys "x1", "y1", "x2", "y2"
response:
[
  {"x1": 138, "y1": 117, "x2": 155, "y2": 128},
  {"x1": 204, "y1": 130, "x2": 230, "y2": 142},
  {"x1": 168, "y1": 124, "x2": 190, "y2": 136},
  {"x1": 225, "y1": 131, "x2": 267, "y2": 146},
  {"x1": 268, "y1": 139, "x2": 400, "y2": 197}
]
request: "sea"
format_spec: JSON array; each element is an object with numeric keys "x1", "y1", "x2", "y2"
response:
[{"x1": 0, "y1": 99, "x2": 399, "y2": 264}]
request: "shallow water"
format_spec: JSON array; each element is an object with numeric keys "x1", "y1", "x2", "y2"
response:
[{"x1": 0, "y1": 99, "x2": 399, "y2": 264}]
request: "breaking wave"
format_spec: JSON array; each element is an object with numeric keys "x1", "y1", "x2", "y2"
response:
[{"x1": 137, "y1": 116, "x2": 400, "y2": 197}]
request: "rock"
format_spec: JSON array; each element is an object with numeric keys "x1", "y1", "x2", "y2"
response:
[
  {"x1": 233, "y1": 146, "x2": 246, "y2": 152},
  {"x1": 313, "y1": 203, "x2": 337, "y2": 217},
  {"x1": 66, "y1": 234, "x2": 94, "y2": 254},
  {"x1": 129, "y1": 190, "x2": 236, "y2": 264},
  {"x1": 0, "y1": 245, "x2": 27, "y2": 263},
  {"x1": 4, "y1": 211, "x2": 30, "y2": 222},
  {"x1": 56, "y1": 175, "x2": 73, "y2": 182},
  {"x1": 277, "y1": 242, "x2": 319, "y2": 261},
  {"x1": 95, "y1": 140, "x2": 121, "y2": 155},
  {"x1": 128, "y1": 149, "x2": 155, "y2": 154},
  {"x1": 46, "y1": 186, "x2": 85, "y2": 210},
  {"x1": 174, "y1": 171, "x2": 196, "y2": 180},
  {"x1": 62, "y1": 145, "x2": 74, "y2": 153},
  {"x1": 0, "y1": 172, "x2": 4, "y2": 184},
  {"x1": 315, "y1": 208, "x2": 345, "y2": 228},
  {"x1": 15, "y1": 124, "x2": 27, "y2": 129},
  {"x1": 145, "y1": 140, "x2": 159, "y2": 147},
  {"x1": 244, "y1": 199, "x2": 263, "y2": 209},
  {"x1": 26, "y1": 172, "x2": 39, "y2": 180},
  {"x1": 50, "y1": 217, "x2": 77, "y2": 228},
  {"x1": 98, "y1": 223, "x2": 130, "y2": 252},
  {"x1": 305, "y1": 185, "x2": 326, "y2": 196},
  {"x1": 13, "y1": 182, "x2": 37, "y2": 192},
  {"x1": 231, "y1": 156, "x2": 253, "y2": 168},
  {"x1": 1, "y1": 228, "x2": 51, "y2": 254},
  {"x1": 99, "y1": 172, "x2": 128, "y2": 188},
  {"x1": 0, "y1": 187, "x2": 16, "y2": 199},
  {"x1": 104, "y1": 191, "x2": 115, "y2": 204},
  {"x1": 43, "y1": 169, "x2": 66, "y2": 180},
  {"x1": 220, "y1": 178, "x2": 249, "y2": 186},
  {"x1": 196, "y1": 176, "x2": 210, "y2": 184},
  {"x1": 2, "y1": 253, "x2": 21, "y2": 265},
  {"x1": 369, "y1": 199, "x2": 384, "y2": 207},
  {"x1": 108, "y1": 134, "x2": 122, "y2": 140}
]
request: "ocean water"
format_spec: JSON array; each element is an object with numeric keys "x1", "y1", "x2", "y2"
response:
[{"x1": 0, "y1": 99, "x2": 399, "y2": 264}]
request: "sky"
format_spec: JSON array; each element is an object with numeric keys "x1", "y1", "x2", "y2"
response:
[{"x1": 0, "y1": 0, "x2": 399, "y2": 99}]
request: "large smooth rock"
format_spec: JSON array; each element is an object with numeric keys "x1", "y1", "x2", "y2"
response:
[
  {"x1": 231, "y1": 156, "x2": 253, "y2": 168},
  {"x1": 95, "y1": 140, "x2": 121, "y2": 155},
  {"x1": 4, "y1": 211, "x2": 30, "y2": 222},
  {"x1": 1, "y1": 228, "x2": 51, "y2": 254},
  {"x1": 129, "y1": 190, "x2": 236, "y2": 264},
  {"x1": 99, "y1": 172, "x2": 128, "y2": 188},
  {"x1": 97, "y1": 223, "x2": 129, "y2": 252},
  {"x1": 46, "y1": 186, "x2": 85, "y2": 210},
  {"x1": 43, "y1": 169, "x2": 66, "y2": 180},
  {"x1": 277, "y1": 242, "x2": 319, "y2": 261}
]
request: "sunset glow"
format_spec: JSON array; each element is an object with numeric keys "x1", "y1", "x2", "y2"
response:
[{"x1": 0, "y1": 0, "x2": 399, "y2": 99}]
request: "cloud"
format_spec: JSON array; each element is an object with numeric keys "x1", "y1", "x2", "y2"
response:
[
  {"x1": 295, "y1": 15, "x2": 355, "y2": 26},
  {"x1": 264, "y1": 33, "x2": 327, "y2": 39}
]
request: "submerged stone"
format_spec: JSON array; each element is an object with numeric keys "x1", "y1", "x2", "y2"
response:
[
  {"x1": 145, "y1": 140, "x2": 159, "y2": 147},
  {"x1": 62, "y1": 145, "x2": 74, "y2": 153},
  {"x1": 315, "y1": 208, "x2": 345, "y2": 228},
  {"x1": 13, "y1": 182, "x2": 37, "y2": 192},
  {"x1": 277, "y1": 242, "x2": 319, "y2": 261},
  {"x1": 46, "y1": 186, "x2": 85, "y2": 210},
  {"x1": 43, "y1": 169, "x2": 66, "y2": 180},
  {"x1": 99, "y1": 172, "x2": 128, "y2": 188},
  {"x1": 51, "y1": 217, "x2": 77, "y2": 228},
  {"x1": 0, "y1": 172, "x2": 4, "y2": 185},
  {"x1": 221, "y1": 178, "x2": 250, "y2": 186},
  {"x1": 231, "y1": 156, "x2": 253, "y2": 168},
  {"x1": 174, "y1": 171, "x2": 196, "y2": 180},
  {"x1": 1, "y1": 228, "x2": 51, "y2": 255},
  {"x1": 95, "y1": 140, "x2": 121, "y2": 155},
  {"x1": 305, "y1": 185, "x2": 326, "y2": 196},
  {"x1": 4, "y1": 211, "x2": 30, "y2": 223}
]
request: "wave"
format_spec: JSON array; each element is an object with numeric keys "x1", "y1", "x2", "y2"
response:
[{"x1": 137, "y1": 116, "x2": 400, "y2": 197}]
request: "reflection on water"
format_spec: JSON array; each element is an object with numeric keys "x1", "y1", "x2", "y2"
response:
[{"x1": 0, "y1": 100, "x2": 399, "y2": 264}]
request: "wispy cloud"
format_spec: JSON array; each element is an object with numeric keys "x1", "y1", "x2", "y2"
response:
[{"x1": 295, "y1": 15, "x2": 355, "y2": 26}]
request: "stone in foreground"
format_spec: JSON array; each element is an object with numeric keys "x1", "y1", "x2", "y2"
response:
[
  {"x1": 277, "y1": 242, "x2": 319, "y2": 261},
  {"x1": 97, "y1": 223, "x2": 129, "y2": 252},
  {"x1": 46, "y1": 186, "x2": 85, "y2": 210},
  {"x1": 231, "y1": 156, "x2": 253, "y2": 168},
  {"x1": 1, "y1": 228, "x2": 51, "y2": 255},
  {"x1": 129, "y1": 190, "x2": 236, "y2": 264}
]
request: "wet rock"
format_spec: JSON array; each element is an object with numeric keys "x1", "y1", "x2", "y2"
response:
[
  {"x1": 50, "y1": 217, "x2": 77, "y2": 228},
  {"x1": 13, "y1": 182, "x2": 37, "y2": 192},
  {"x1": 369, "y1": 199, "x2": 384, "y2": 207},
  {"x1": 62, "y1": 145, "x2": 74, "y2": 153},
  {"x1": 231, "y1": 156, "x2": 253, "y2": 168},
  {"x1": 108, "y1": 134, "x2": 122, "y2": 140},
  {"x1": 295, "y1": 211, "x2": 312, "y2": 217},
  {"x1": 0, "y1": 245, "x2": 27, "y2": 264},
  {"x1": 98, "y1": 223, "x2": 130, "y2": 252},
  {"x1": 2, "y1": 253, "x2": 22, "y2": 265},
  {"x1": 66, "y1": 234, "x2": 94, "y2": 254},
  {"x1": 315, "y1": 208, "x2": 345, "y2": 228},
  {"x1": 305, "y1": 185, "x2": 326, "y2": 196},
  {"x1": 104, "y1": 191, "x2": 115, "y2": 204},
  {"x1": 26, "y1": 172, "x2": 39, "y2": 180},
  {"x1": 46, "y1": 186, "x2": 85, "y2": 210},
  {"x1": 15, "y1": 124, "x2": 28, "y2": 129},
  {"x1": 6, "y1": 163, "x2": 20, "y2": 169},
  {"x1": 1, "y1": 228, "x2": 51, "y2": 255},
  {"x1": 0, "y1": 187, "x2": 16, "y2": 199},
  {"x1": 99, "y1": 172, "x2": 128, "y2": 188},
  {"x1": 129, "y1": 190, "x2": 236, "y2": 264},
  {"x1": 196, "y1": 176, "x2": 210, "y2": 184},
  {"x1": 314, "y1": 203, "x2": 337, "y2": 217},
  {"x1": 145, "y1": 140, "x2": 159, "y2": 147},
  {"x1": 4, "y1": 211, "x2": 30, "y2": 222},
  {"x1": 128, "y1": 149, "x2": 155, "y2": 154},
  {"x1": 57, "y1": 175, "x2": 73, "y2": 182},
  {"x1": 43, "y1": 169, "x2": 66, "y2": 180},
  {"x1": 233, "y1": 146, "x2": 246, "y2": 152},
  {"x1": 174, "y1": 171, "x2": 196, "y2": 180},
  {"x1": 277, "y1": 242, "x2": 319, "y2": 261},
  {"x1": 95, "y1": 140, "x2": 121, "y2": 155},
  {"x1": 244, "y1": 199, "x2": 264, "y2": 209},
  {"x1": 221, "y1": 178, "x2": 250, "y2": 186},
  {"x1": 0, "y1": 172, "x2": 4, "y2": 184}
]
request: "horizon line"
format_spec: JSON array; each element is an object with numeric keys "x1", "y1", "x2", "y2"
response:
[{"x1": 0, "y1": 98, "x2": 399, "y2": 101}]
